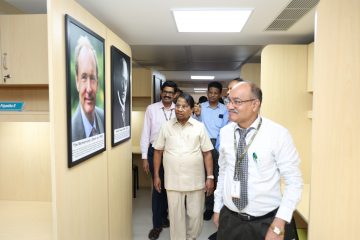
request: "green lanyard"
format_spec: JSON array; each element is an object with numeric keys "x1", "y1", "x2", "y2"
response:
[{"x1": 233, "y1": 117, "x2": 262, "y2": 162}]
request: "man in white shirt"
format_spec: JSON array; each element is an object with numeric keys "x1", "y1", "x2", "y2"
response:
[
  {"x1": 214, "y1": 81, "x2": 303, "y2": 240},
  {"x1": 140, "y1": 80, "x2": 178, "y2": 240},
  {"x1": 153, "y1": 92, "x2": 214, "y2": 240}
]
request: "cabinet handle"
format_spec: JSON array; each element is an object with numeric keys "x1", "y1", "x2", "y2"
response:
[
  {"x1": 3, "y1": 74, "x2": 11, "y2": 83},
  {"x1": 2, "y1": 53, "x2": 8, "y2": 70}
]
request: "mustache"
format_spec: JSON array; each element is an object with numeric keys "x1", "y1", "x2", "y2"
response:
[{"x1": 228, "y1": 109, "x2": 239, "y2": 114}]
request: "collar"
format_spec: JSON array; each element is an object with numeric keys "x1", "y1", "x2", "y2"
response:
[
  {"x1": 202, "y1": 101, "x2": 220, "y2": 109},
  {"x1": 173, "y1": 116, "x2": 195, "y2": 126},
  {"x1": 159, "y1": 101, "x2": 175, "y2": 110},
  {"x1": 80, "y1": 106, "x2": 96, "y2": 137},
  {"x1": 235, "y1": 115, "x2": 260, "y2": 131}
]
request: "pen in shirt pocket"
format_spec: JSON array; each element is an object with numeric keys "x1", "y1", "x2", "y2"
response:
[{"x1": 252, "y1": 152, "x2": 258, "y2": 163}]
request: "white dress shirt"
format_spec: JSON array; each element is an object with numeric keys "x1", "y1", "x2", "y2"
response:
[
  {"x1": 214, "y1": 116, "x2": 303, "y2": 223},
  {"x1": 140, "y1": 101, "x2": 176, "y2": 159}
]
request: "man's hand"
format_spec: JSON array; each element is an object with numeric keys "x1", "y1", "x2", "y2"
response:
[
  {"x1": 142, "y1": 159, "x2": 150, "y2": 175},
  {"x1": 213, "y1": 212, "x2": 220, "y2": 227},
  {"x1": 265, "y1": 217, "x2": 286, "y2": 240},
  {"x1": 205, "y1": 179, "x2": 214, "y2": 196},
  {"x1": 154, "y1": 175, "x2": 161, "y2": 193},
  {"x1": 193, "y1": 103, "x2": 201, "y2": 116}
]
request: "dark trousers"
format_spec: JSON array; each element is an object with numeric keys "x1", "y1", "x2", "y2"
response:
[
  {"x1": 217, "y1": 206, "x2": 298, "y2": 240},
  {"x1": 148, "y1": 145, "x2": 168, "y2": 229},
  {"x1": 205, "y1": 139, "x2": 219, "y2": 212}
]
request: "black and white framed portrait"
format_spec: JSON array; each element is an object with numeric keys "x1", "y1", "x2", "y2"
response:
[
  {"x1": 153, "y1": 75, "x2": 163, "y2": 103},
  {"x1": 111, "y1": 46, "x2": 131, "y2": 146}
]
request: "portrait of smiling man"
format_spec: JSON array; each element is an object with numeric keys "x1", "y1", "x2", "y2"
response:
[{"x1": 71, "y1": 35, "x2": 104, "y2": 142}]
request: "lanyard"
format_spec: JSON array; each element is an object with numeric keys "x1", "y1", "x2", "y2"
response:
[
  {"x1": 233, "y1": 117, "x2": 262, "y2": 162},
  {"x1": 162, "y1": 108, "x2": 173, "y2": 121}
]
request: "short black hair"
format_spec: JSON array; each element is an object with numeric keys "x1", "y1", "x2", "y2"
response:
[
  {"x1": 161, "y1": 80, "x2": 178, "y2": 92},
  {"x1": 177, "y1": 92, "x2": 195, "y2": 109},
  {"x1": 208, "y1": 81, "x2": 223, "y2": 92},
  {"x1": 176, "y1": 88, "x2": 183, "y2": 94},
  {"x1": 198, "y1": 96, "x2": 208, "y2": 104}
]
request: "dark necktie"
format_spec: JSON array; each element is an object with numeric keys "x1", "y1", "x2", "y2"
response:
[
  {"x1": 90, "y1": 127, "x2": 98, "y2": 137},
  {"x1": 232, "y1": 127, "x2": 252, "y2": 211}
]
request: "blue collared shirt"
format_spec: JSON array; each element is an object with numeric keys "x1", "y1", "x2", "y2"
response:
[{"x1": 195, "y1": 101, "x2": 228, "y2": 139}]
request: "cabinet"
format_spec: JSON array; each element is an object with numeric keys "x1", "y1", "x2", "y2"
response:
[
  {"x1": 132, "y1": 67, "x2": 152, "y2": 97},
  {"x1": 0, "y1": 14, "x2": 48, "y2": 85},
  {"x1": 0, "y1": 86, "x2": 49, "y2": 122}
]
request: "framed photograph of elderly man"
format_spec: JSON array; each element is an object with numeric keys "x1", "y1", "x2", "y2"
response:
[
  {"x1": 65, "y1": 15, "x2": 106, "y2": 168},
  {"x1": 111, "y1": 46, "x2": 131, "y2": 146}
]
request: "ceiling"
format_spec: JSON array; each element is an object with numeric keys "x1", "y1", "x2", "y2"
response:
[{"x1": 2, "y1": 0, "x2": 318, "y2": 83}]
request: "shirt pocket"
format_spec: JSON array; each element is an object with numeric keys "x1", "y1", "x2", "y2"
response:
[
  {"x1": 250, "y1": 147, "x2": 276, "y2": 177},
  {"x1": 182, "y1": 135, "x2": 201, "y2": 153},
  {"x1": 215, "y1": 116, "x2": 224, "y2": 128}
]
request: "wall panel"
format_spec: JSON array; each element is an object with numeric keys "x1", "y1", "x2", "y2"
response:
[
  {"x1": 0, "y1": 122, "x2": 51, "y2": 201},
  {"x1": 261, "y1": 45, "x2": 312, "y2": 183},
  {"x1": 48, "y1": 0, "x2": 131, "y2": 239},
  {"x1": 309, "y1": 1, "x2": 360, "y2": 239},
  {"x1": 241, "y1": 63, "x2": 261, "y2": 87},
  {"x1": 106, "y1": 29, "x2": 132, "y2": 240}
]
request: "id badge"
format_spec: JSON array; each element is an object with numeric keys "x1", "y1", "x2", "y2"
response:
[{"x1": 231, "y1": 180, "x2": 240, "y2": 198}]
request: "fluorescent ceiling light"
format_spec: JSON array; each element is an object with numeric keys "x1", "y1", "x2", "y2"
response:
[
  {"x1": 194, "y1": 88, "x2": 208, "y2": 91},
  {"x1": 191, "y1": 75, "x2": 215, "y2": 80},
  {"x1": 172, "y1": 9, "x2": 252, "y2": 32}
]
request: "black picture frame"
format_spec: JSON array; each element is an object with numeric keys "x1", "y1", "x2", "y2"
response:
[
  {"x1": 65, "y1": 15, "x2": 106, "y2": 168},
  {"x1": 153, "y1": 75, "x2": 163, "y2": 103},
  {"x1": 111, "y1": 46, "x2": 131, "y2": 146}
]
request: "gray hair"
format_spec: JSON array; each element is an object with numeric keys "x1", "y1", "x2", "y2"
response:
[{"x1": 74, "y1": 35, "x2": 98, "y2": 79}]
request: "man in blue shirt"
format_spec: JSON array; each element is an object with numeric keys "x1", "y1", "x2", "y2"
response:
[{"x1": 194, "y1": 81, "x2": 228, "y2": 220}]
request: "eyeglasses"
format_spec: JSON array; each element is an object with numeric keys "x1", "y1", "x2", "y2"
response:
[
  {"x1": 223, "y1": 97, "x2": 256, "y2": 106},
  {"x1": 175, "y1": 104, "x2": 190, "y2": 110},
  {"x1": 162, "y1": 90, "x2": 175, "y2": 95}
]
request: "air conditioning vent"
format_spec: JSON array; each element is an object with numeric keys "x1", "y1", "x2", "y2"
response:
[{"x1": 265, "y1": 0, "x2": 319, "y2": 31}]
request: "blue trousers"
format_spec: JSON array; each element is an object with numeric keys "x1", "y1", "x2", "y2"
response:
[{"x1": 148, "y1": 145, "x2": 168, "y2": 228}]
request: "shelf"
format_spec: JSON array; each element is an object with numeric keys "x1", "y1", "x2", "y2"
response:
[
  {"x1": 0, "y1": 111, "x2": 49, "y2": 122},
  {"x1": 0, "y1": 200, "x2": 52, "y2": 240}
]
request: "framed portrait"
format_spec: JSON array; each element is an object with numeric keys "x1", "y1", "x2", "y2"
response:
[
  {"x1": 111, "y1": 46, "x2": 131, "y2": 146},
  {"x1": 65, "y1": 15, "x2": 106, "y2": 168},
  {"x1": 153, "y1": 75, "x2": 163, "y2": 103}
]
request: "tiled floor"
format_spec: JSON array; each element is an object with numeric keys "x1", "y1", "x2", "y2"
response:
[
  {"x1": 133, "y1": 187, "x2": 217, "y2": 240},
  {"x1": 133, "y1": 187, "x2": 307, "y2": 240}
]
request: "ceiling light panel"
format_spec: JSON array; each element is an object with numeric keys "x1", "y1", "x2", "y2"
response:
[
  {"x1": 172, "y1": 9, "x2": 252, "y2": 32},
  {"x1": 191, "y1": 76, "x2": 215, "y2": 80}
]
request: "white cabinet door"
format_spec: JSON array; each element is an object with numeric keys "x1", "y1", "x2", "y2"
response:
[{"x1": 0, "y1": 14, "x2": 48, "y2": 85}]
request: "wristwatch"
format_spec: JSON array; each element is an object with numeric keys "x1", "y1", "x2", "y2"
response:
[
  {"x1": 206, "y1": 175, "x2": 214, "y2": 179},
  {"x1": 271, "y1": 225, "x2": 284, "y2": 236}
]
